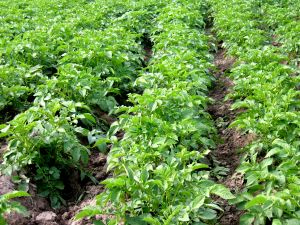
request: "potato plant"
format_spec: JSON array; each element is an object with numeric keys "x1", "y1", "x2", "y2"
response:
[{"x1": 210, "y1": 0, "x2": 300, "y2": 224}]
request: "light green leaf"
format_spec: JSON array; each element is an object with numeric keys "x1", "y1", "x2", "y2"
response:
[
  {"x1": 126, "y1": 216, "x2": 147, "y2": 225},
  {"x1": 105, "y1": 51, "x2": 113, "y2": 59},
  {"x1": 71, "y1": 147, "x2": 81, "y2": 162},
  {"x1": 191, "y1": 196, "x2": 205, "y2": 210},
  {"x1": 272, "y1": 219, "x2": 282, "y2": 225},
  {"x1": 211, "y1": 184, "x2": 235, "y2": 200},
  {"x1": 286, "y1": 219, "x2": 300, "y2": 225},
  {"x1": 240, "y1": 214, "x2": 255, "y2": 225},
  {"x1": 245, "y1": 195, "x2": 267, "y2": 209},
  {"x1": 143, "y1": 217, "x2": 161, "y2": 225},
  {"x1": 265, "y1": 148, "x2": 281, "y2": 158},
  {"x1": 74, "y1": 206, "x2": 102, "y2": 220},
  {"x1": 1, "y1": 191, "x2": 30, "y2": 200},
  {"x1": 198, "y1": 208, "x2": 217, "y2": 220},
  {"x1": 178, "y1": 212, "x2": 189, "y2": 222},
  {"x1": 83, "y1": 113, "x2": 96, "y2": 124}
]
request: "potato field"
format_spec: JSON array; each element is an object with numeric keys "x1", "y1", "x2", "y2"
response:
[{"x1": 0, "y1": 0, "x2": 299, "y2": 224}]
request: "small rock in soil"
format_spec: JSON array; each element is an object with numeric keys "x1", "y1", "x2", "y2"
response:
[
  {"x1": 0, "y1": 175, "x2": 14, "y2": 194},
  {"x1": 36, "y1": 211, "x2": 57, "y2": 222}
]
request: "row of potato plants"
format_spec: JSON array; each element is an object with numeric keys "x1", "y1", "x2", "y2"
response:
[
  {"x1": 261, "y1": 0, "x2": 300, "y2": 61},
  {"x1": 76, "y1": 0, "x2": 235, "y2": 224},
  {"x1": 0, "y1": 0, "x2": 160, "y2": 208},
  {"x1": 0, "y1": 0, "x2": 149, "y2": 117},
  {"x1": 210, "y1": 0, "x2": 300, "y2": 224}
]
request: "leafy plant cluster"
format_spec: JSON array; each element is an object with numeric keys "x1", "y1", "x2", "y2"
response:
[
  {"x1": 0, "y1": 0, "x2": 148, "y2": 116},
  {"x1": 76, "y1": 0, "x2": 235, "y2": 224},
  {"x1": 210, "y1": 0, "x2": 300, "y2": 224},
  {"x1": 0, "y1": 0, "x2": 159, "y2": 208},
  {"x1": 261, "y1": 0, "x2": 300, "y2": 60}
]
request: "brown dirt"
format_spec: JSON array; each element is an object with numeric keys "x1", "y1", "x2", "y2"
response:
[
  {"x1": 94, "y1": 109, "x2": 117, "y2": 126},
  {"x1": 0, "y1": 149, "x2": 109, "y2": 225},
  {"x1": 208, "y1": 48, "x2": 255, "y2": 225},
  {"x1": 271, "y1": 34, "x2": 282, "y2": 47},
  {"x1": 144, "y1": 46, "x2": 153, "y2": 63},
  {"x1": 142, "y1": 34, "x2": 153, "y2": 65},
  {"x1": 0, "y1": 142, "x2": 7, "y2": 156}
]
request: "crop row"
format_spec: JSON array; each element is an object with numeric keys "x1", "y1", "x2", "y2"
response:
[
  {"x1": 211, "y1": 0, "x2": 300, "y2": 224},
  {"x1": 0, "y1": 0, "x2": 162, "y2": 208},
  {"x1": 76, "y1": 0, "x2": 235, "y2": 224},
  {"x1": 261, "y1": 0, "x2": 300, "y2": 60},
  {"x1": 0, "y1": 0, "x2": 151, "y2": 116}
]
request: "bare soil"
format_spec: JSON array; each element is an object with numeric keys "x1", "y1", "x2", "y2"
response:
[
  {"x1": 142, "y1": 33, "x2": 153, "y2": 65},
  {"x1": 208, "y1": 48, "x2": 255, "y2": 225}
]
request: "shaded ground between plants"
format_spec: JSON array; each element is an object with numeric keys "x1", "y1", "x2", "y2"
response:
[{"x1": 208, "y1": 47, "x2": 255, "y2": 225}]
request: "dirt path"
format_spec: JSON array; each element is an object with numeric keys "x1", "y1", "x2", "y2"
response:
[{"x1": 208, "y1": 47, "x2": 255, "y2": 225}]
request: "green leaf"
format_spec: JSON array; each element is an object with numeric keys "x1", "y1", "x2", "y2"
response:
[
  {"x1": 1, "y1": 191, "x2": 30, "y2": 200},
  {"x1": 0, "y1": 124, "x2": 10, "y2": 137},
  {"x1": 260, "y1": 158, "x2": 273, "y2": 169},
  {"x1": 108, "y1": 121, "x2": 119, "y2": 137},
  {"x1": 126, "y1": 216, "x2": 147, "y2": 225},
  {"x1": 94, "y1": 138, "x2": 109, "y2": 152},
  {"x1": 205, "y1": 203, "x2": 224, "y2": 212},
  {"x1": 123, "y1": 164, "x2": 134, "y2": 181},
  {"x1": 211, "y1": 184, "x2": 235, "y2": 200},
  {"x1": 245, "y1": 195, "x2": 267, "y2": 209},
  {"x1": 190, "y1": 196, "x2": 205, "y2": 210},
  {"x1": 7, "y1": 201, "x2": 28, "y2": 215},
  {"x1": 74, "y1": 127, "x2": 89, "y2": 136},
  {"x1": 71, "y1": 147, "x2": 81, "y2": 162},
  {"x1": 141, "y1": 169, "x2": 149, "y2": 183},
  {"x1": 94, "y1": 138, "x2": 109, "y2": 147},
  {"x1": 178, "y1": 212, "x2": 189, "y2": 222},
  {"x1": 272, "y1": 219, "x2": 282, "y2": 225},
  {"x1": 105, "y1": 51, "x2": 113, "y2": 59},
  {"x1": 143, "y1": 217, "x2": 161, "y2": 225},
  {"x1": 101, "y1": 178, "x2": 126, "y2": 188},
  {"x1": 74, "y1": 206, "x2": 102, "y2": 220},
  {"x1": 55, "y1": 182, "x2": 64, "y2": 190},
  {"x1": 265, "y1": 148, "x2": 281, "y2": 158},
  {"x1": 152, "y1": 137, "x2": 166, "y2": 148},
  {"x1": 191, "y1": 164, "x2": 209, "y2": 171},
  {"x1": 240, "y1": 214, "x2": 255, "y2": 225},
  {"x1": 83, "y1": 113, "x2": 96, "y2": 124},
  {"x1": 198, "y1": 208, "x2": 217, "y2": 220},
  {"x1": 286, "y1": 219, "x2": 300, "y2": 225},
  {"x1": 93, "y1": 220, "x2": 105, "y2": 225}
]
